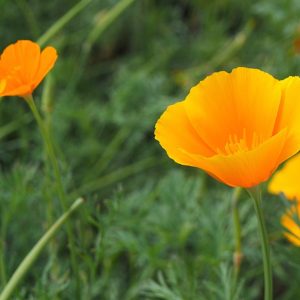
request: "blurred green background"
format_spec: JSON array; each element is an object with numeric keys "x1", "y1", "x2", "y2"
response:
[{"x1": 1, "y1": 0, "x2": 300, "y2": 299}]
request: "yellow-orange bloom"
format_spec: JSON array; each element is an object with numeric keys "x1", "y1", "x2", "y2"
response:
[
  {"x1": 281, "y1": 204, "x2": 300, "y2": 247},
  {"x1": 0, "y1": 40, "x2": 57, "y2": 97},
  {"x1": 268, "y1": 153, "x2": 300, "y2": 246},
  {"x1": 268, "y1": 153, "x2": 300, "y2": 200},
  {"x1": 155, "y1": 67, "x2": 300, "y2": 188}
]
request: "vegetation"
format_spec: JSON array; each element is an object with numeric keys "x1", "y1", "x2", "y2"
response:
[{"x1": 1, "y1": 0, "x2": 300, "y2": 299}]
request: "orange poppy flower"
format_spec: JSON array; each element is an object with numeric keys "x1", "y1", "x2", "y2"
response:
[
  {"x1": 0, "y1": 40, "x2": 57, "y2": 97},
  {"x1": 268, "y1": 154, "x2": 300, "y2": 246},
  {"x1": 268, "y1": 153, "x2": 300, "y2": 200},
  {"x1": 155, "y1": 67, "x2": 300, "y2": 188},
  {"x1": 281, "y1": 204, "x2": 300, "y2": 247}
]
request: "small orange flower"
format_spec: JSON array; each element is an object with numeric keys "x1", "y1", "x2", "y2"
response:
[
  {"x1": 268, "y1": 153, "x2": 300, "y2": 246},
  {"x1": 0, "y1": 40, "x2": 57, "y2": 97},
  {"x1": 281, "y1": 204, "x2": 300, "y2": 246},
  {"x1": 155, "y1": 67, "x2": 300, "y2": 188},
  {"x1": 268, "y1": 153, "x2": 300, "y2": 200}
]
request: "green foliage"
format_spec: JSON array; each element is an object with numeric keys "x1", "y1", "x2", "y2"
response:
[{"x1": 1, "y1": 0, "x2": 300, "y2": 299}]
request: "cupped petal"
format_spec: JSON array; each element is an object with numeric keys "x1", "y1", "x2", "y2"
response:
[
  {"x1": 0, "y1": 40, "x2": 40, "y2": 83},
  {"x1": 273, "y1": 76, "x2": 300, "y2": 134},
  {"x1": 268, "y1": 153, "x2": 300, "y2": 200},
  {"x1": 184, "y1": 67, "x2": 281, "y2": 152},
  {"x1": 275, "y1": 133, "x2": 300, "y2": 167},
  {"x1": 0, "y1": 43, "x2": 20, "y2": 72},
  {"x1": 15, "y1": 40, "x2": 41, "y2": 83},
  {"x1": 180, "y1": 128, "x2": 288, "y2": 187},
  {"x1": 32, "y1": 46, "x2": 57, "y2": 89},
  {"x1": 155, "y1": 101, "x2": 215, "y2": 165},
  {"x1": 271, "y1": 77, "x2": 300, "y2": 165}
]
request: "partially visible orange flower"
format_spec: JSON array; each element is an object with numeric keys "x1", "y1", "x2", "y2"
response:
[
  {"x1": 268, "y1": 153, "x2": 300, "y2": 246},
  {"x1": 281, "y1": 204, "x2": 300, "y2": 247},
  {"x1": 268, "y1": 153, "x2": 300, "y2": 200},
  {"x1": 155, "y1": 67, "x2": 300, "y2": 188},
  {"x1": 0, "y1": 40, "x2": 57, "y2": 97}
]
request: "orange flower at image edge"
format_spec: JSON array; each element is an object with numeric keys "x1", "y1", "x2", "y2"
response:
[
  {"x1": 0, "y1": 40, "x2": 57, "y2": 97},
  {"x1": 281, "y1": 206, "x2": 300, "y2": 247},
  {"x1": 155, "y1": 67, "x2": 300, "y2": 188},
  {"x1": 269, "y1": 153, "x2": 300, "y2": 246}
]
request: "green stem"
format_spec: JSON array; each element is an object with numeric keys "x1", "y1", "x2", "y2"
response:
[
  {"x1": 15, "y1": 0, "x2": 40, "y2": 39},
  {"x1": 25, "y1": 95, "x2": 80, "y2": 294},
  {"x1": 41, "y1": 74, "x2": 54, "y2": 127},
  {"x1": 191, "y1": 21, "x2": 254, "y2": 76},
  {"x1": 37, "y1": 0, "x2": 93, "y2": 47},
  {"x1": 72, "y1": 157, "x2": 161, "y2": 197},
  {"x1": 64, "y1": 0, "x2": 137, "y2": 100},
  {"x1": 0, "y1": 219, "x2": 8, "y2": 288},
  {"x1": 232, "y1": 187, "x2": 243, "y2": 275},
  {"x1": 83, "y1": 0, "x2": 137, "y2": 54},
  {"x1": 0, "y1": 240, "x2": 6, "y2": 287},
  {"x1": 86, "y1": 126, "x2": 131, "y2": 179},
  {"x1": 41, "y1": 75, "x2": 55, "y2": 225},
  {"x1": 0, "y1": 198, "x2": 84, "y2": 300},
  {"x1": 247, "y1": 186, "x2": 273, "y2": 300},
  {"x1": 26, "y1": 95, "x2": 67, "y2": 209}
]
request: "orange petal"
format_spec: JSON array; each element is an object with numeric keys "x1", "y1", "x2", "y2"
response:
[
  {"x1": 184, "y1": 67, "x2": 281, "y2": 152},
  {"x1": 273, "y1": 77, "x2": 300, "y2": 134},
  {"x1": 0, "y1": 40, "x2": 40, "y2": 83},
  {"x1": 182, "y1": 128, "x2": 288, "y2": 187},
  {"x1": 32, "y1": 46, "x2": 57, "y2": 89},
  {"x1": 1, "y1": 84, "x2": 32, "y2": 97},
  {"x1": 155, "y1": 101, "x2": 215, "y2": 166},
  {"x1": 272, "y1": 77, "x2": 300, "y2": 164},
  {"x1": 0, "y1": 80, "x2": 5, "y2": 93},
  {"x1": 16, "y1": 40, "x2": 41, "y2": 83},
  {"x1": 268, "y1": 153, "x2": 300, "y2": 200}
]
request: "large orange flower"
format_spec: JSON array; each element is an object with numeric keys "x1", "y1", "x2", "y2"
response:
[
  {"x1": 0, "y1": 40, "x2": 57, "y2": 97},
  {"x1": 155, "y1": 67, "x2": 300, "y2": 188}
]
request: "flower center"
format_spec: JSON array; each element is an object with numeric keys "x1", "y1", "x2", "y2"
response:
[{"x1": 217, "y1": 129, "x2": 264, "y2": 156}]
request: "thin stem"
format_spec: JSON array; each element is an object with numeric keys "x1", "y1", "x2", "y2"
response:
[
  {"x1": 88, "y1": 126, "x2": 131, "y2": 177},
  {"x1": 25, "y1": 95, "x2": 81, "y2": 294},
  {"x1": 185, "y1": 21, "x2": 254, "y2": 79},
  {"x1": 0, "y1": 219, "x2": 9, "y2": 287},
  {"x1": 41, "y1": 75, "x2": 55, "y2": 225},
  {"x1": 26, "y1": 95, "x2": 67, "y2": 209},
  {"x1": 0, "y1": 198, "x2": 84, "y2": 300},
  {"x1": 247, "y1": 186, "x2": 273, "y2": 300},
  {"x1": 15, "y1": 0, "x2": 40, "y2": 39},
  {"x1": 64, "y1": 0, "x2": 137, "y2": 100},
  {"x1": 232, "y1": 187, "x2": 243, "y2": 275},
  {"x1": 0, "y1": 240, "x2": 6, "y2": 286},
  {"x1": 72, "y1": 157, "x2": 161, "y2": 197},
  {"x1": 41, "y1": 74, "x2": 54, "y2": 128},
  {"x1": 83, "y1": 0, "x2": 137, "y2": 54},
  {"x1": 37, "y1": 0, "x2": 93, "y2": 47}
]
